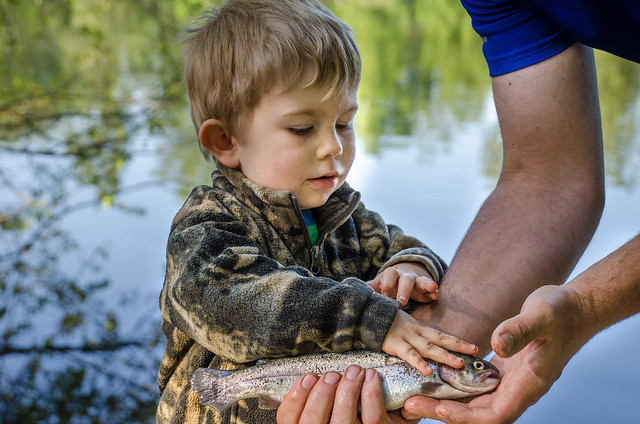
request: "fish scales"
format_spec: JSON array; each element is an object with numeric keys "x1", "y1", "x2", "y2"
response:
[{"x1": 191, "y1": 350, "x2": 500, "y2": 412}]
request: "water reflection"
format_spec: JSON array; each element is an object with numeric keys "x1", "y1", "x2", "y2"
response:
[{"x1": 0, "y1": 0, "x2": 639, "y2": 423}]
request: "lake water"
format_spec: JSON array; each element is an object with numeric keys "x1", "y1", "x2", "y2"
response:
[{"x1": 1, "y1": 1, "x2": 639, "y2": 422}]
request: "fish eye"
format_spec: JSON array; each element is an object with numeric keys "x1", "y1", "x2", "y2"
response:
[{"x1": 473, "y1": 360, "x2": 485, "y2": 370}]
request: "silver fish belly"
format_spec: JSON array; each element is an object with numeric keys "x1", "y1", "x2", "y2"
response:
[{"x1": 190, "y1": 351, "x2": 500, "y2": 413}]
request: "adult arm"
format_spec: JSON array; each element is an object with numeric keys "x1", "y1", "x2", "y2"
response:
[
  {"x1": 403, "y1": 233, "x2": 640, "y2": 424},
  {"x1": 412, "y1": 43, "x2": 605, "y2": 353}
]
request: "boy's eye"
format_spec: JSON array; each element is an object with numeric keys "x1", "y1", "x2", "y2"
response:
[
  {"x1": 336, "y1": 123, "x2": 353, "y2": 131},
  {"x1": 289, "y1": 127, "x2": 313, "y2": 136}
]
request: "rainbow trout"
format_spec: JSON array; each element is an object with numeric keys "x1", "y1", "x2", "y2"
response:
[{"x1": 190, "y1": 351, "x2": 500, "y2": 412}]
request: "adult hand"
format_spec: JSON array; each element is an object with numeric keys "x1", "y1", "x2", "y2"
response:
[
  {"x1": 402, "y1": 285, "x2": 587, "y2": 424},
  {"x1": 277, "y1": 365, "x2": 417, "y2": 424}
]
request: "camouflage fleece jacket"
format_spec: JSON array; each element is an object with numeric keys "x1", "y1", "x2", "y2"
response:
[{"x1": 156, "y1": 164, "x2": 447, "y2": 424}]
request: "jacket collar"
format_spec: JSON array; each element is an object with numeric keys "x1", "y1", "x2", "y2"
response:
[{"x1": 211, "y1": 162, "x2": 360, "y2": 238}]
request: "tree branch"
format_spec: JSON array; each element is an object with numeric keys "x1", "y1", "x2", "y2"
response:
[{"x1": 0, "y1": 340, "x2": 148, "y2": 356}]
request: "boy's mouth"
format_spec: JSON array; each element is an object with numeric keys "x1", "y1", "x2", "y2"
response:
[
  {"x1": 309, "y1": 173, "x2": 339, "y2": 188},
  {"x1": 311, "y1": 171, "x2": 338, "y2": 180}
]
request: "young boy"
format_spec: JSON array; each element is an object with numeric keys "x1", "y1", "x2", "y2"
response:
[{"x1": 157, "y1": 1, "x2": 477, "y2": 423}]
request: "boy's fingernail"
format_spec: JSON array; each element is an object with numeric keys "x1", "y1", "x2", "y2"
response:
[
  {"x1": 323, "y1": 372, "x2": 341, "y2": 384},
  {"x1": 302, "y1": 373, "x2": 317, "y2": 389},
  {"x1": 345, "y1": 365, "x2": 361, "y2": 380}
]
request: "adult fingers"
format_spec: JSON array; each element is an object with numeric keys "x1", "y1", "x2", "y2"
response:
[
  {"x1": 491, "y1": 286, "x2": 561, "y2": 357},
  {"x1": 403, "y1": 396, "x2": 491, "y2": 424},
  {"x1": 401, "y1": 396, "x2": 440, "y2": 421},
  {"x1": 297, "y1": 371, "x2": 342, "y2": 423},
  {"x1": 491, "y1": 315, "x2": 536, "y2": 358},
  {"x1": 359, "y1": 369, "x2": 390, "y2": 424},
  {"x1": 329, "y1": 365, "x2": 365, "y2": 424},
  {"x1": 277, "y1": 373, "x2": 319, "y2": 424}
]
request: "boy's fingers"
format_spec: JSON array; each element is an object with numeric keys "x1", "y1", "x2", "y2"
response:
[
  {"x1": 410, "y1": 330, "x2": 478, "y2": 369},
  {"x1": 421, "y1": 327, "x2": 478, "y2": 355},
  {"x1": 367, "y1": 278, "x2": 382, "y2": 293},
  {"x1": 415, "y1": 277, "x2": 438, "y2": 293},
  {"x1": 427, "y1": 291, "x2": 440, "y2": 302},
  {"x1": 401, "y1": 347, "x2": 433, "y2": 376},
  {"x1": 408, "y1": 278, "x2": 439, "y2": 303},
  {"x1": 379, "y1": 268, "x2": 400, "y2": 298},
  {"x1": 412, "y1": 343, "x2": 464, "y2": 370},
  {"x1": 411, "y1": 288, "x2": 440, "y2": 303},
  {"x1": 396, "y1": 272, "x2": 415, "y2": 304}
]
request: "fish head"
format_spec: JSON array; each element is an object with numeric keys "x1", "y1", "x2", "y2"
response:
[{"x1": 438, "y1": 354, "x2": 500, "y2": 396}]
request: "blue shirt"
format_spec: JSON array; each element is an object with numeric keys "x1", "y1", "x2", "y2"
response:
[
  {"x1": 301, "y1": 209, "x2": 319, "y2": 244},
  {"x1": 460, "y1": 0, "x2": 640, "y2": 76}
]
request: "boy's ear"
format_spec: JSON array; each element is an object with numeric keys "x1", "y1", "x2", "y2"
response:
[{"x1": 199, "y1": 119, "x2": 240, "y2": 168}]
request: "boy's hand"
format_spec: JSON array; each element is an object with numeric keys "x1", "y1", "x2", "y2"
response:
[
  {"x1": 368, "y1": 263, "x2": 439, "y2": 305},
  {"x1": 381, "y1": 310, "x2": 478, "y2": 376}
]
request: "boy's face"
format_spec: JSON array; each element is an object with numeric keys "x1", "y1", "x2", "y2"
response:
[{"x1": 233, "y1": 80, "x2": 358, "y2": 210}]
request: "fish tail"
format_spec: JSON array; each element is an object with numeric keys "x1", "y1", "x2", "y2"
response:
[{"x1": 190, "y1": 367, "x2": 236, "y2": 413}]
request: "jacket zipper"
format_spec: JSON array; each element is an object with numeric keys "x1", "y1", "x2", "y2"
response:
[{"x1": 290, "y1": 192, "x2": 361, "y2": 275}]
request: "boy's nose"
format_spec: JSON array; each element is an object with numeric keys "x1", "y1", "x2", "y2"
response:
[{"x1": 318, "y1": 130, "x2": 343, "y2": 158}]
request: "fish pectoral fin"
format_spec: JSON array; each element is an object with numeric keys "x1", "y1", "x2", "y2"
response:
[
  {"x1": 421, "y1": 382, "x2": 470, "y2": 399},
  {"x1": 420, "y1": 381, "x2": 444, "y2": 396},
  {"x1": 258, "y1": 395, "x2": 281, "y2": 410}
]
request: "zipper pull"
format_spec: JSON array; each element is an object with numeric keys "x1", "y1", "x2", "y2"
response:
[{"x1": 310, "y1": 245, "x2": 321, "y2": 275}]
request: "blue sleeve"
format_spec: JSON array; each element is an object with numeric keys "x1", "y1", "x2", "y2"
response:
[{"x1": 460, "y1": 0, "x2": 640, "y2": 77}]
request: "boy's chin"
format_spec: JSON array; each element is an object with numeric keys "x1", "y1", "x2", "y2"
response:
[{"x1": 297, "y1": 196, "x2": 330, "y2": 210}]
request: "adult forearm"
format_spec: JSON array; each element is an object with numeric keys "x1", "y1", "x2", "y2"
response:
[
  {"x1": 569, "y1": 233, "x2": 640, "y2": 342},
  {"x1": 413, "y1": 44, "x2": 605, "y2": 353},
  {"x1": 413, "y1": 176, "x2": 602, "y2": 353}
]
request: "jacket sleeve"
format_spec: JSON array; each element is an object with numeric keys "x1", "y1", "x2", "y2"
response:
[
  {"x1": 160, "y1": 190, "x2": 400, "y2": 364},
  {"x1": 350, "y1": 202, "x2": 448, "y2": 284}
]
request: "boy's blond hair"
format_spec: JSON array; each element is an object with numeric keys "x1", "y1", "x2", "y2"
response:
[{"x1": 182, "y1": 0, "x2": 361, "y2": 160}]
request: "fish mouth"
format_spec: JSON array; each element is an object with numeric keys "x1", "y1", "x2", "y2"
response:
[
  {"x1": 440, "y1": 365, "x2": 501, "y2": 394},
  {"x1": 478, "y1": 368, "x2": 500, "y2": 382},
  {"x1": 476, "y1": 368, "x2": 501, "y2": 389}
]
